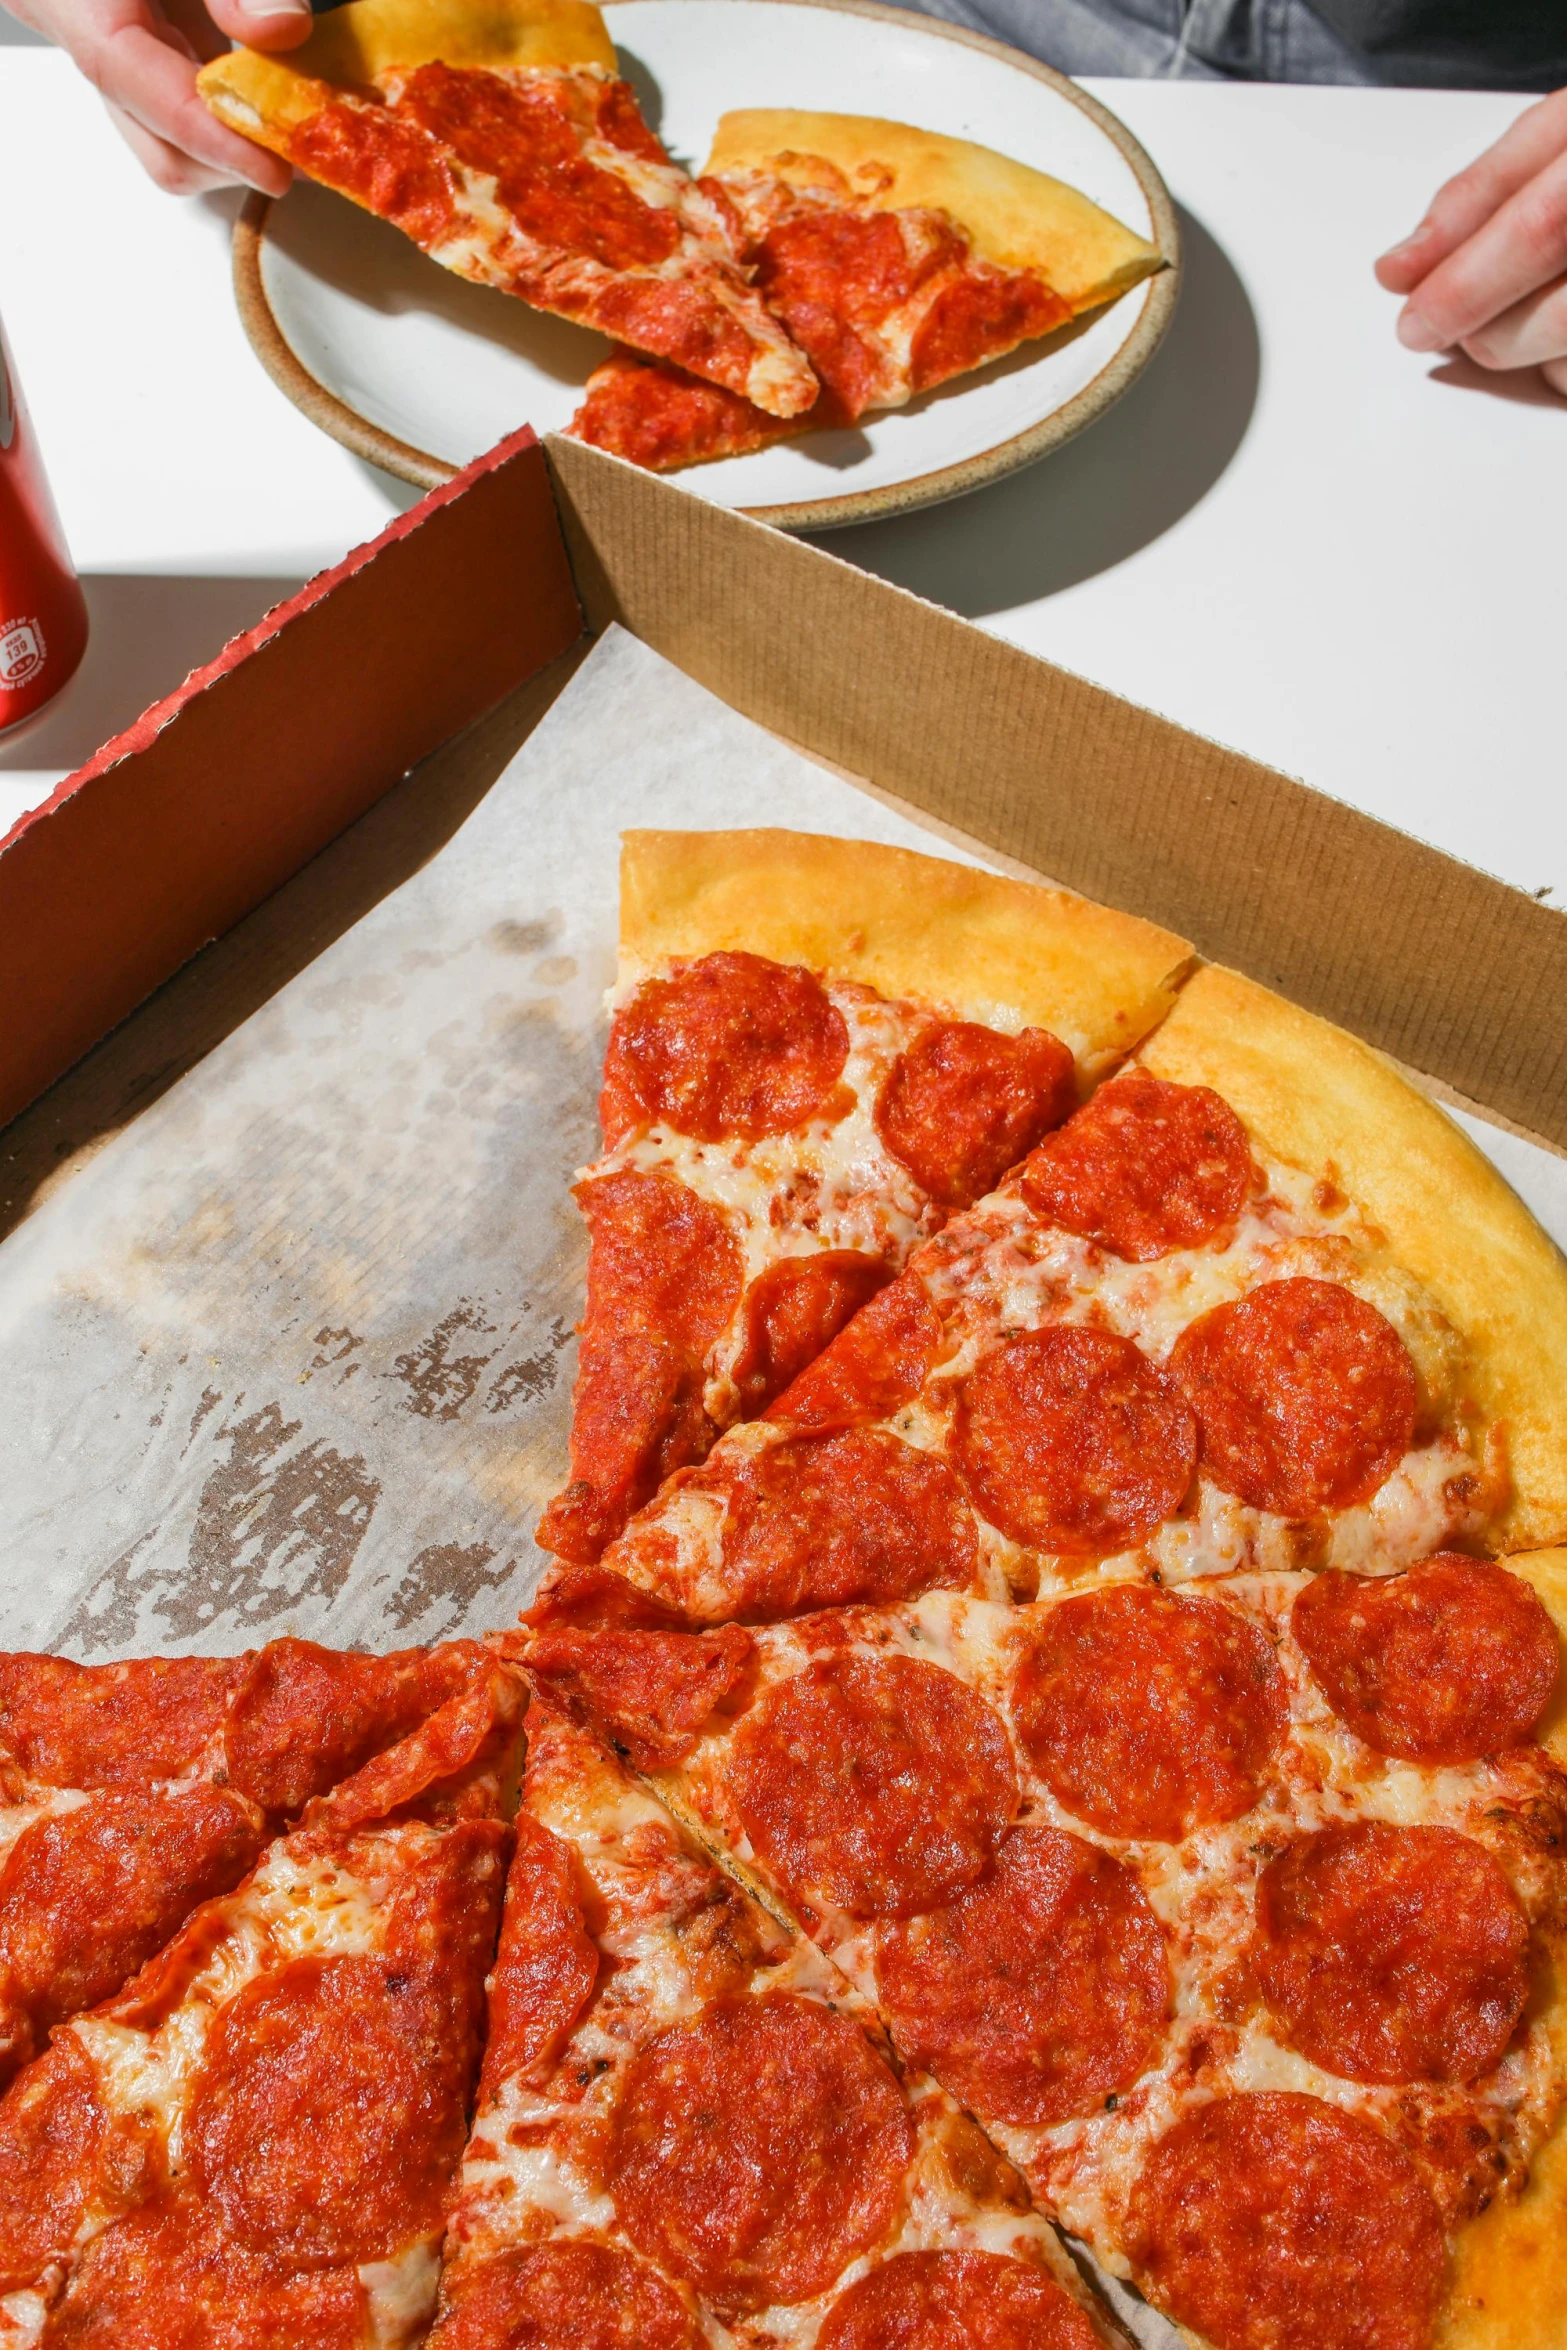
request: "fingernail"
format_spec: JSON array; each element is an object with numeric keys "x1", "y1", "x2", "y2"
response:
[
  {"x1": 236, "y1": 0, "x2": 310, "y2": 15},
  {"x1": 1396, "y1": 308, "x2": 1445, "y2": 353},
  {"x1": 1380, "y1": 218, "x2": 1433, "y2": 266}
]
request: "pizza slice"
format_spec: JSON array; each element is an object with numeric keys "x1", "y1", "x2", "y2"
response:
[
  {"x1": 428, "y1": 1683, "x2": 1123, "y2": 2349},
  {"x1": 0, "y1": 1634, "x2": 486, "y2": 2086},
  {"x1": 198, "y1": 0, "x2": 818, "y2": 418},
  {"x1": 523, "y1": 1554, "x2": 1567, "y2": 2350},
  {"x1": 0, "y1": 1649, "x2": 526, "y2": 2345},
  {"x1": 558, "y1": 960, "x2": 1567, "y2": 1626},
  {"x1": 533, "y1": 830, "x2": 1191, "y2": 1566},
  {"x1": 570, "y1": 109, "x2": 1164, "y2": 470}
]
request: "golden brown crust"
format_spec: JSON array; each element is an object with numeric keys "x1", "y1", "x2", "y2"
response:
[
  {"x1": 704, "y1": 109, "x2": 1164, "y2": 311},
  {"x1": 618, "y1": 828, "x2": 1193, "y2": 1084},
  {"x1": 1138, "y1": 964, "x2": 1567, "y2": 1553},
  {"x1": 198, "y1": 0, "x2": 614, "y2": 151},
  {"x1": 1434, "y1": 1551, "x2": 1567, "y2": 2350}
]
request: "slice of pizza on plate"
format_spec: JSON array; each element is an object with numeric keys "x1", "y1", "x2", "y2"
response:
[
  {"x1": 522, "y1": 1555, "x2": 1567, "y2": 2350},
  {"x1": 428, "y1": 1683, "x2": 1124, "y2": 2349},
  {"x1": 0, "y1": 1634, "x2": 488, "y2": 2088},
  {"x1": 0, "y1": 1650, "x2": 526, "y2": 2346},
  {"x1": 533, "y1": 829, "x2": 1191, "y2": 1567},
  {"x1": 198, "y1": 0, "x2": 818, "y2": 418},
  {"x1": 563, "y1": 962, "x2": 1567, "y2": 1626},
  {"x1": 570, "y1": 109, "x2": 1164, "y2": 471}
]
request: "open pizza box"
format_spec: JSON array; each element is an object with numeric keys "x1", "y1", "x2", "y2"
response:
[{"x1": 1, "y1": 421, "x2": 1565, "y2": 1673}]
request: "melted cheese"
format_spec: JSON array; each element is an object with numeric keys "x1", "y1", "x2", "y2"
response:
[{"x1": 358, "y1": 2239, "x2": 443, "y2": 2347}]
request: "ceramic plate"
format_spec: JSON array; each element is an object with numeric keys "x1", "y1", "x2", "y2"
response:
[{"x1": 234, "y1": 0, "x2": 1179, "y2": 528}]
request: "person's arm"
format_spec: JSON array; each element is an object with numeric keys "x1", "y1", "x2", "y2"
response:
[
  {"x1": 1376, "y1": 86, "x2": 1567, "y2": 395},
  {"x1": 9, "y1": 0, "x2": 309, "y2": 194}
]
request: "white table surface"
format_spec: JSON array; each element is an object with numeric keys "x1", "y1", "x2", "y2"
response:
[{"x1": 0, "y1": 51, "x2": 1557, "y2": 911}]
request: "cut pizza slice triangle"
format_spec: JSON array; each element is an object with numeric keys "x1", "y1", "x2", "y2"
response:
[
  {"x1": 198, "y1": 0, "x2": 819, "y2": 418},
  {"x1": 545, "y1": 958, "x2": 1567, "y2": 1624},
  {"x1": 428, "y1": 1684, "x2": 1122, "y2": 2349},
  {"x1": 570, "y1": 107, "x2": 1165, "y2": 469},
  {"x1": 515, "y1": 1565, "x2": 1567, "y2": 2350},
  {"x1": 533, "y1": 829, "x2": 1192, "y2": 1567},
  {"x1": 0, "y1": 1648, "x2": 526, "y2": 2345},
  {"x1": 0, "y1": 1635, "x2": 496, "y2": 2088}
]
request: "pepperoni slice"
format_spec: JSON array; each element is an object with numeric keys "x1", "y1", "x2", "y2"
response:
[
  {"x1": 41, "y1": 2197, "x2": 370, "y2": 2350},
  {"x1": 610, "y1": 1991, "x2": 912, "y2": 2315},
  {"x1": 1012, "y1": 1585, "x2": 1285, "y2": 1841},
  {"x1": 1170, "y1": 1277, "x2": 1418, "y2": 1517},
  {"x1": 432, "y1": 2241, "x2": 702, "y2": 2350},
  {"x1": 875, "y1": 1022, "x2": 1076, "y2": 1209},
  {"x1": 527, "y1": 1615, "x2": 753, "y2": 1769},
  {"x1": 0, "y1": 1785, "x2": 262, "y2": 2078},
  {"x1": 765, "y1": 1270, "x2": 943, "y2": 1431},
  {"x1": 877, "y1": 1825, "x2": 1167, "y2": 2125},
  {"x1": 477, "y1": 1814, "x2": 598, "y2": 2096},
  {"x1": 716, "y1": 1428, "x2": 977, "y2": 1617},
  {"x1": 599, "y1": 952, "x2": 849, "y2": 1146},
  {"x1": 729, "y1": 1653, "x2": 1017, "y2": 1917},
  {"x1": 1254, "y1": 1820, "x2": 1530, "y2": 2085},
  {"x1": 1293, "y1": 1555, "x2": 1561, "y2": 1761},
  {"x1": 189, "y1": 1953, "x2": 467, "y2": 2263},
  {"x1": 223, "y1": 1637, "x2": 481, "y2": 1815},
  {"x1": 1130, "y1": 2092, "x2": 1445, "y2": 2350},
  {"x1": 0, "y1": 2036, "x2": 110, "y2": 2295},
  {"x1": 0, "y1": 1652, "x2": 242, "y2": 1789},
  {"x1": 1019, "y1": 1070, "x2": 1255, "y2": 1261},
  {"x1": 732, "y1": 1250, "x2": 892, "y2": 1419},
  {"x1": 817, "y1": 2250, "x2": 1101, "y2": 2350},
  {"x1": 538, "y1": 1168, "x2": 743, "y2": 1563},
  {"x1": 952, "y1": 1326, "x2": 1196, "y2": 1555},
  {"x1": 384, "y1": 1817, "x2": 512, "y2": 2072}
]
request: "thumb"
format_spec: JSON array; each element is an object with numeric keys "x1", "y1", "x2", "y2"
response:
[{"x1": 202, "y1": 0, "x2": 314, "y2": 51}]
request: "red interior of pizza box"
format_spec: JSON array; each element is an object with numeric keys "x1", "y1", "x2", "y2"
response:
[{"x1": 3, "y1": 420, "x2": 1566, "y2": 1227}]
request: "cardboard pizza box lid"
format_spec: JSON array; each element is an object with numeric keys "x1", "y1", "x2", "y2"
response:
[{"x1": 2, "y1": 423, "x2": 1561, "y2": 1185}]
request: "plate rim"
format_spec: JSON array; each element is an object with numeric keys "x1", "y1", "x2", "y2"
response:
[{"x1": 232, "y1": 0, "x2": 1182, "y2": 531}]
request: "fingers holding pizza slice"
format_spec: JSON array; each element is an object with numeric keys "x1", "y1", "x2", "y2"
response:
[
  {"x1": 198, "y1": 0, "x2": 819, "y2": 417},
  {"x1": 571, "y1": 108, "x2": 1165, "y2": 470}
]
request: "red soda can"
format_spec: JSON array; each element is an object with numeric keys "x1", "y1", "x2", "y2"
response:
[{"x1": 0, "y1": 309, "x2": 88, "y2": 740}]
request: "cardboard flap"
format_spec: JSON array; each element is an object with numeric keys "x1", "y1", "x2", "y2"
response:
[
  {"x1": 544, "y1": 433, "x2": 1567, "y2": 1151},
  {"x1": 0, "y1": 428, "x2": 582, "y2": 1133}
]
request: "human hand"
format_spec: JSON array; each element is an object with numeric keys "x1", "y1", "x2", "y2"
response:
[
  {"x1": 8, "y1": 0, "x2": 309, "y2": 196},
  {"x1": 1375, "y1": 86, "x2": 1567, "y2": 395}
]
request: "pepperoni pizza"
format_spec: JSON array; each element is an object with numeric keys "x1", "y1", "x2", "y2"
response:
[
  {"x1": 535, "y1": 829, "x2": 1190, "y2": 1564},
  {"x1": 522, "y1": 1563, "x2": 1567, "y2": 2350},
  {"x1": 555, "y1": 994, "x2": 1561, "y2": 1626},
  {"x1": 198, "y1": 0, "x2": 818, "y2": 421},
  {"x1": 519, "y1": 833, "x2": 1567, "y2": 2350},
  {"x1": 572, "y1": 110, "x2": 1165, "y2": 471},
  {"x1": 0, "y1": 1651, "x2": 525, "y2": 2346},
  {"x1": 429, "y1": 1685, "x2": 1119, "y2": 2348},
  {"x1": 0, "y1": 1636, "x2": 489, "y2": 2090}
]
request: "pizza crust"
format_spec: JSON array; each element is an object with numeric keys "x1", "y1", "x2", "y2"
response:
[
  {"x1": 199, "y1": 0, "x2": 614, "y2": 146},
  {"x1": 1436, "y1": 1550, "x2": 1567, "y2": 2350},
  {"x1": 703, "y1": 109, "x2": 1165, "y2": 311},
  {"x1": 618, "y1": 828, "x2": 1193, "y2": 1083},
  {"x1": 1138, "y1": 965, "x2": 1567, "y2": 1554}
]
